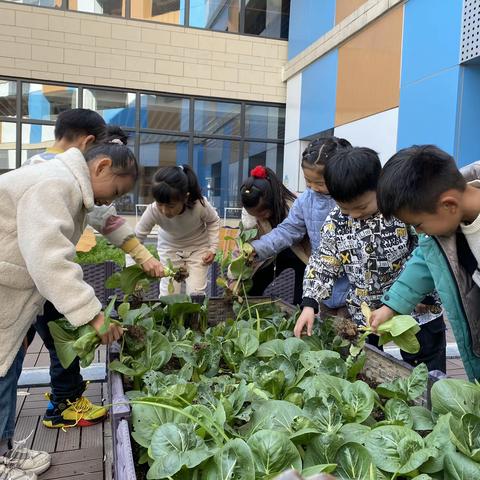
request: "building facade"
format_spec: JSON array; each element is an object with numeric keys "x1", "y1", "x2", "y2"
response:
[
  {"x1": 284, "y1": 0, "x2": 478, "y2": 191},
  {"x1": 0, "y1": 0, "x2": 289, "y2": 215}
]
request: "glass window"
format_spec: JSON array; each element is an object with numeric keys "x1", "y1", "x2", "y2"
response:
[
  {"x1": 140, "y1": 94, "x2": 189, "y2": 132},
  {"x1": 0, "y1": 80, "x2": 17, "y2": 119},
  {"x1": 193, "y1": 137, "x2": 240, "y2": 215},
  {"x1": 68, "y1": 0, "x2": 125, "y2": 16},
  {"x1": 1, "y1": 0, "x2": 62, "y2": 6},
  {"x1": 83, "y1": 89, "x2": 136, "y2": 128},
  {"x1": 243, "y1": 141, "x2": 284, "y2": 180},
  {"x1": 189, "y1": 0, "x2": 239, "y2": 32},
  {"x1": 194, "y1": 100, "x2": 241, "y2": 137},
  {"x1": 22, "y1": 83, "x2": 78, "y2": 121},
  {"x1": 137, "y1": 133, "x2": 189, "y2": 205},
  {"x1": 244, "y1": 0, "x2": 290, "y2": 39},
  {"x1": 245, "y1": 104, "x2": 285, "y2": 139},
  {"x1": 21, "y1": 123, "x2": 55, "y2": 164},
  {"x1": 0, "y1": 122, "x2": 17, "y2": 173},
  {"x1": 131, "y1": 0, "x2": 186, "y2": 24}
]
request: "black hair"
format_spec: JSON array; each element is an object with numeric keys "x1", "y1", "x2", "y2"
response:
[
  {"x1": 84, "y1": 141, "x2": 138, "y2": 179},
  {"x1": 301, "y1": 136, "x2": 352, "y2": 169},
  {"x1": 324, "y1": 147, "x2": 381, "y2": 202},
  {"x1": 377, "y1": 145, "x2": 466, "y2": 219},
  {"x1": 152, "y1": 165, "x2": 204, "y2": 208},
  {"x1": 240, "y1": 166, "x2": 296, "y2": 228},
  {"x1": 54, "y1": 108, "x2": 106, "y2": 142},
  {"x1": 104, "y1": 125, "x2": 129, "y2": 145}
]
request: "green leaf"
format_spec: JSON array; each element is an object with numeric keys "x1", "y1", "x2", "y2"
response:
[
  {"x1": 301, "y1": 464, "x2": 337, "y2": 476},
  {"x1": 410, "y1": 406, "x2": 434, "y2": 431},
  {"x1": 365, "y1": 426, "x2": 434, "y2": 474},
  {"x1": 213, "y1": 439, "x2": 255, "y2": 480},
  {"x1": 303, "y1": 396, "x2": 344, "y2": 434},
  {"x1": 335, "y1": 442, "x2": 377, "y2": 480},
  {"x1": 443, "y1": 450, "x2": 480, "y2": 480},
  {"x1": 257, "y1": 339, "x2": 285, "y2": 358},
  {"x1": 303, "y1": 433, "x2": 343, "y2": 467},
  {"x1": 449, "y1": 413, "x2": 480, "y2": 462},
  {"x1": 384, "y1": 399, "x2": 413, "y2": 429},
  {"x1": 147, "y1": 423, "x2": 211, "y2": 479},
  {"x1": 341, "y1": 381, "x2": 375, "y2": 423},
  {"x1": 237, "y1": 329, "x2": 259, "y2": 357},
  {"x1": 421, "y1": 413, "x2": 455, "y2": 474},
  {"x1": 431, "y1": 378, "x2": 480, "y2": 418},
  {"x1": 339, "y1": 423, "x2": 371, "y2": 444},
  {"x1": 247, "y1": 430, "x2": 302, "y2": 477},
  {"x1": 376, "y1": 363, "x2": 428, "y2": 402},
  {"x1": 47, "y1": 321, "x2": 78, "y2": 369}
]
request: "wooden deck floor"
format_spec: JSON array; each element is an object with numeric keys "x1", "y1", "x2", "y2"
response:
[{"x1": 17, "y1": 335, "x2": 111, "y2": 480}]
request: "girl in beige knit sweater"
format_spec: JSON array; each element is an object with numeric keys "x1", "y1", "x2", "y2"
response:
[
  {"x1": 134, "y1": 165, "x2": 220, "y2": 296},
  {"x1": 0, "y1": 142, "x2": 138, "y2": 479}
]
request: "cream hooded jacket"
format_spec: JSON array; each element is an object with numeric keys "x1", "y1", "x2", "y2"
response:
[{"x1": 0, "y1": 147, "x2": 101, "y2": 376}]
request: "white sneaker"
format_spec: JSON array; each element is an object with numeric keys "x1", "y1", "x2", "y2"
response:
[
  {"x1": 0, "y1": 463, "x2": 37, "y2": 480},
  {"x1": 0, "y1": 436, "x2": 50, "y2": 476}
]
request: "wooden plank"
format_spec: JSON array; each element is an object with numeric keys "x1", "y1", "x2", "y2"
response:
[
  {"x1": 15, "y1": 391, "x2": 28, "y2": 419},
  {"x1": 28, "y1": 334, "x2": 43, "y2": 354},
  {"x1": 81, "y1": 422, "x2": 103, "y2": 449},
  {"x1": 32, "y1": 424, "x2": 58, "y2": 454},
  {"x1": 39, "y1": 458, "x2": 103, "y2": 479},
  {"x1": 40, "y1": 473, "x2": 103, "y2": 480},
  {"x1": 14, "y1": 416, "x2": 38, "y2": 448},
  {"x1": 56, "y1": 427, "x2": 80, "y2": 452},
  {"x1": 23, "y1": 352, "x2": 40, "y2": 368},
  {"x1": 36, "y1": 353, "x2": 51, "y2": 368},
  {"x1": 104, "y1": 420, "x2": 113, "y2": 480},
  {"x1": 50, "y1": 447, "x2": 102, "y2": 464}
]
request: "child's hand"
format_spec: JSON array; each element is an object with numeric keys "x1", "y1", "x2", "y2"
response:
[
  {"x1": 202, "y1": 251, "x2": 215, "y2": 265},
  {"x1": 370, "y1": 305, "x2": 396, "y2": 331},
  {"x1": 141, "y1": 257, "x2": 165, "y2": 277},
  {"x1": 89, "y1": 312, "x2": 123, "y2": 344},
  {"x1": 294, "y1": 307, "x2": 315, "y2": 337}
]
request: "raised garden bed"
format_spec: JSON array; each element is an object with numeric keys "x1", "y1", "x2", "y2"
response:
[{"x1": 107, "y1": 297, "x2": 449, "y2": 480}]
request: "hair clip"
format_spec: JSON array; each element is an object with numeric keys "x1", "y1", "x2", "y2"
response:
[
  {"x1": 244, "y1": 189, "x2": 250, "y2": 194},
  {"x1": 250, "y1": 165, "x2": 268, "y2": 179},
  {"x1": 109, "y1": 138, "x2": 123, "y2": 145}
]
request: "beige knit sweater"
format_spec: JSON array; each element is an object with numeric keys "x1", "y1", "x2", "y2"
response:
[{"x1": 0, "y1": 147, "x2": 101, "y2": 376}]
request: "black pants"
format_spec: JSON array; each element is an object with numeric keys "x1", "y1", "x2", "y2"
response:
[
  {"x1": 33, "y1": 301, "x2": 86, "y2": 404},
  {"x1": 249, "y1": 248, "x2": 306, "y2": 305},
  {"x1": 367, "y1": 316, "x2": 447, "y2": 373}
]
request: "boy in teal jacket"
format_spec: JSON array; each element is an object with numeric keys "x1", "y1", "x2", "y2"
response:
[{"x1": 371, "y1": 145, "x2": 480, "y2": 381}]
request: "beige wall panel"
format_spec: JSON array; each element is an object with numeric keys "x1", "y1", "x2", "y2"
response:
[
  {"x1": 0, "y1": 3, "x2": 287, "y2": 103},
  {"x1": 335, "y1": 0, "x2": 367, "y2": 24},
  {"x1": 335, "y1": 4, "x2": 403, "y2": 127}
]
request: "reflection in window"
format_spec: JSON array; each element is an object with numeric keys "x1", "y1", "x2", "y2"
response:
[
  {"x1": 83, "y1": 89, "x2": 136, "y2": 128},
  {"x1": 194, "y1": 100, "x2": 241, "y2": 136},
  {"x1": 21, "y1": 123, "x2": 55, "y2": 164},
  {"x1": 0, "y1": 122, "x2": 16, "y2": 173},
  {"x1": 131, "y1": 0, "x2": 186, "y2": 24},
  {"x1": 140, "y1": 95, "x2": 189, "y2": 132},
  {"x1": 2, "y1": 0, "x2": 62, "y2": 6},
  {"x1": 22, "y1": 83, "x2": 78, "y2": 121},
  {"x1": 243, "y1": 141, "x2": 283, "y2": 180},
  {"x1": 245, "y1": 104, "x2": 285, "y2": 139},
  {"x1": 68, "y1": 0, "x2": 125, "y2": 16},
  {"x1": 137, "y1": 133, "x2": 189, "y2": 205},
  {"x1": 244, "y1": 0, "x2": 289, "y2": 39},
  {"x1": 0, "y1": 81, "x2": 17, "y2": 118},
  {"x1": 193, "y1": 137, "x2": 240, "y2": 215},
  {"x1": 189, "y1": 0, "x2": 239, "y2": 32}
]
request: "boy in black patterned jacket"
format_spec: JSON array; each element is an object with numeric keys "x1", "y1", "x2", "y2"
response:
[{"x1": 294, "y1": 147, "x2": 446, "y2": 372}]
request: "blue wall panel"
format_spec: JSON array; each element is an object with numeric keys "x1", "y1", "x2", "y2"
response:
[
  {"x1": 288, "y1": 0, "x2": 336, "y2": 59},
  {"x1": 299, "y1": 50, "x2": 338, "y2": 138},
  {"x1": 397, "y1": 67, "x2": 460, "y2": 155},
  {"x1": 401, "y1": 0, "x2": 462, "y2": 86}
]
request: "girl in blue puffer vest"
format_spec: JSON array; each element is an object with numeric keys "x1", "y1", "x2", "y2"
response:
[{"x1": 250, "y1": 137, "x2": 351, "y2": 311}]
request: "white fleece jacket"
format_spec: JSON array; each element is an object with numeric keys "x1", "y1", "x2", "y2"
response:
[{"x1": 0, "y1": 147, "x2": 101, "y2": 376}]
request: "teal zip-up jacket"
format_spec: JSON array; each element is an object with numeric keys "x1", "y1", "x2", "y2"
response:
[{"x1": 382, "y1": 234, "x2": 480, "y2": 381}]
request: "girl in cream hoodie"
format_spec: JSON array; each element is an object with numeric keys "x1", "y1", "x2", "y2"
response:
[{"x1": 0, "y1": 142, "x2": 137, "y2": 480}]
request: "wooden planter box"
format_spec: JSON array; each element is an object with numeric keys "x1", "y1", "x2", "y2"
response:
[{"x1": 107, "y1": 297, "x2": 443, "y2": 480}]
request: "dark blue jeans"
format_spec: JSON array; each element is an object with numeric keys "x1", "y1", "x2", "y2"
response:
[
  {"x1": 34, "y1": 301, "x2": 86, "y2": 404},
  {"x1": 0, "y1": 347, "x2": 25, "y2": 441}
]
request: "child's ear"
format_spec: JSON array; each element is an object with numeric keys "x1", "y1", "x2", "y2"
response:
[
  {"x1": 439, "y1": 191, "x2": 461, "y2": 214},
  {"x1": 93, "y1": 156, "x2": 113, "y2": 176}
]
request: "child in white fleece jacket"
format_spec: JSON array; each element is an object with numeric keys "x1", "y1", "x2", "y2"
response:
[
  {"x1": 0, "y1": 143, "x2": 138, "y2": 479},
  {"x1": 134, "y1": 165, "x2": 220, "y2": 296}
]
